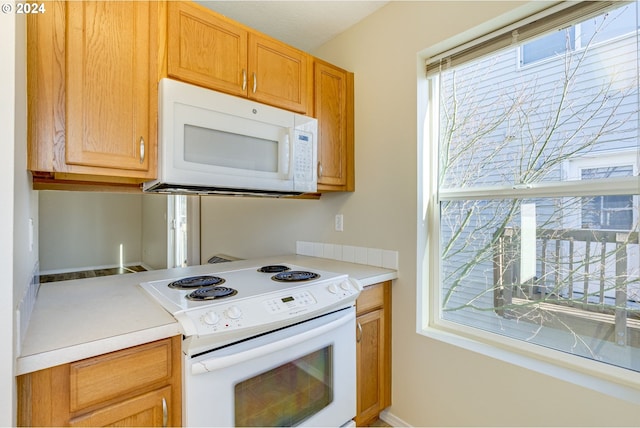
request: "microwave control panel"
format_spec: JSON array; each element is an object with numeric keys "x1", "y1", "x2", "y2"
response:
[{"x1": 293, "y1": 130, "x2": 315, "y2": 191}]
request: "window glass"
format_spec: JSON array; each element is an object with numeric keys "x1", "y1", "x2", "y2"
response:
[
  {"x1": 521, "y1": 4, "x2": 639, "y2": 65},
  {"x1": 582, "y1": 194, "x2": 634, "y2": 229},
  {"x1": 579, "y1": 5, "x2": 640, "y2": 46},
  {"x1": 430, "y1": 1, "x2": 640, "y2": 372},
  {"x1": 521, "y1": 28, "x2": 575, "y2": 65},
  {"x1": 440, "y1": 196, "x2": 640, "y2": 367},
  {"x1": 580, "y1": 166, "x2": 634, "y2": 230},
  {"x1": 441, "y1": 5, "x2": 639, "y2": 191}
]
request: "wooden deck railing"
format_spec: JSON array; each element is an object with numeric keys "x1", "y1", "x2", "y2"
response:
[{"x1": 493, "y1": 227, "x2": 640, "y2": 347}]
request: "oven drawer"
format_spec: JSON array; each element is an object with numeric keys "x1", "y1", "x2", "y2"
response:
[{"x1": 69, "y1": 339, "x2": 173, "y2": 412}]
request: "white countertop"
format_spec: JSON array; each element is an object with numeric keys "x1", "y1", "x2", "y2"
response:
[{"x1": 17, "y1": 255, "x2": 397, "y2": 375}]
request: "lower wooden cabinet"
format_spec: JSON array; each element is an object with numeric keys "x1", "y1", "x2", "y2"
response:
[
  {"x1": 18, "y1": 336, "x2": 182, "y2": 427},
  {"x1": 355, "y1": 281, "x2": 391, "y2": 426}
]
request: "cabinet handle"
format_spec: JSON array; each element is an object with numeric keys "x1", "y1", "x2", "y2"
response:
[
  {"x1": 252, "y1": 72, "x2": 257, "y2": 93},
  {"x1": 139, "y1": 136, "x2": 145, "y2": 164},
  {"x1": 356, "y1": 322, "x2": 363, "y2": 343},
  {"x1": 242, "y1": 69, "x2": 247, "y2": 91},
  {"x1": 162, "y1": 397, "x2": 168, "y2": 428},
  {"x1": 318, "y1": 162, "x2": 323, "y2": 178}
]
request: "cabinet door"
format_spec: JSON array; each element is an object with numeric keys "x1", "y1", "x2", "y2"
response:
[
  {"x1": 167, "y1": 1, "x2": 248, "y2": 96},
  {"x1": 66, "y1": 1, "x2": 155, "y2": 176},
  {"x1": 355, "y1": 309, "x2": 386, "y2": 426},
  {"x1": 17, "y1": 337, "x2": 182, "y2": 427},
  {"x1": 248, "y1": 33, "x2": 310, "y2": 113},
  {"x1": 314, "y1": 60, "x2": 355, "y2": 191},
  {"x1": 69, "y1": 386, "x2": 171, "y2": 427}
]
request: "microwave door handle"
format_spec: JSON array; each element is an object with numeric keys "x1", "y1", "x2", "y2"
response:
[{"x1": 280, "y1": 130, "x2": 294, "y2": 179}]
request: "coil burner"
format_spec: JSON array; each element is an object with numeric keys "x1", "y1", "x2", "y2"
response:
[
  {"x1": 186, "y1": 286, "x2": 238, "y2": 301},
  {"x1": 258, "y1": 265, "x2": 291, "y2": 273},
  {"x1": 271, "y1": 271, "x2": 320, "y2": 282},
  {"x1": 168, "y1": 275, "x2": 226, "y2": 290}
]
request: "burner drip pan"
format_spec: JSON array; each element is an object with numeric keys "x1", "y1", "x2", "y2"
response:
[
  {"x1": 271, "y1": 271, "x2": 320, "y2": 282},
  {"x1": 168, "y1": 275, "x2": 225, "y2": 290},
  {"x1": 187, "y1": 286, "x2": 238, "y2": 301}
]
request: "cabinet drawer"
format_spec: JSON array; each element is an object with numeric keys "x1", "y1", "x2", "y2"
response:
[
  {"x1": 69, "y1": 339, "x2": 172, "y2": 412},
  {"x1": 69, "y1": 386, "x2": 171, "y2": 427},
  {"x1": 356, "y1": 283, "x2": 385, "y2": 315}
]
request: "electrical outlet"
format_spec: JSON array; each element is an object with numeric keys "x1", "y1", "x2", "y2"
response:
[{"x1": 335, "y1": 214, "x2": 344, "y2": 232}]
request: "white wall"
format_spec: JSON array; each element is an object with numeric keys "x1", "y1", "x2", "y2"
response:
[
  {"x1": 12, "y1": 0, "x2": 38, "y2": 332},
  {"x1": 0, "y1": 9, "x2": 17, "y2": 427},
  {"x1": 38, "y1": 192, "x2": 144, "y2": 272},
  {"x1": 312, "y1": 1, "x2": 640, "y2": 426},
  {"x1": 38, "y1": 192, "x2": 172, "y2": 272},
  {"x1": 199, "y1": 192, "x2": 354, "y2": 262},
  {"x1": 141, "y1": 193, "x2": 168, "y2": 269},
  {"x1": 3, "y1": 7, "x2": 37, "y2": 426}
]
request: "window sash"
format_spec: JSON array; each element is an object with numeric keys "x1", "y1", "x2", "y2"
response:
[
  {"x1": 427, "y1": 0, "x2": 640, "y2": 374},
  {"x1": 438, "y1": 176, "x2": 640, "y2": 202}
]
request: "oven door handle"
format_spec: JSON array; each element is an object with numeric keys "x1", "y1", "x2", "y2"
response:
[{"x1": 191, "y1": 308, "x2": 355, "y2": 375}]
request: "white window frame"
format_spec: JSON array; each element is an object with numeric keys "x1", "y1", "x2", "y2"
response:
[
  {"x1": 419, "y1": 99, "x2": 640, "y2": 399},
  {"x1": 417, "y1": 0, "x2": 640, "y2": 397}
]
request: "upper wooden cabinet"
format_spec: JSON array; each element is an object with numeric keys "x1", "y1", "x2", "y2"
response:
[
  {"x1": 248, "y1": 33, "x2": 312, "y2": 114},
  {"x1": 166, "y1": 1, "x2": 312, "y2": 114},
  {"x1": 314, "y1": 59, "x2": 355, "y2": 191},
  {"x1": 27, "y1": 0, "x2": 159, "y2": 190},
  {"x1": 167, "y1": 1, "x2": 247, "y2": 97}
]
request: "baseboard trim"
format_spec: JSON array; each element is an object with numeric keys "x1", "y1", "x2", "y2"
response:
[{"x1": 379, "y1": 409, "x2": 412, "y2": 427}]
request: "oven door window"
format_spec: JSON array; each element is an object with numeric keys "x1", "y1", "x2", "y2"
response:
[{"x1": 234, "y1": 346, "x2": 333, "y2": 427}]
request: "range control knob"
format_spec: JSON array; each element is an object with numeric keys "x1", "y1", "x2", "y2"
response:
[
  {"x1": 226, "y1": 306, "x2": 242, "y2": 319},
  {"x1": 327, "y1": 283, "x2": 338, "y2": 294},
  {"x1": 340, "y1": 281, "x2": 351, "y2": 291},
  {"x1": 203, "y1": 311, "x2": 219, "y2": 325}
]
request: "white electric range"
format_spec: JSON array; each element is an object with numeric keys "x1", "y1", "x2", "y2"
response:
[{"x1": 140, "y1": 262, "x2": 362, "y2": 427}]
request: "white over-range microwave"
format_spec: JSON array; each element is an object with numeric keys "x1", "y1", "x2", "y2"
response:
[{"x1": 143, "y1": 78, "x2": 318, "y2": 196}]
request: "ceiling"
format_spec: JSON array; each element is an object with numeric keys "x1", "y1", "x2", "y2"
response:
[{"x1": 196, "y1": 1, "x2": 389, "y2": 52}]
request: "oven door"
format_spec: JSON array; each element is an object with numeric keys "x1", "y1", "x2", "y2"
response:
[{"x1": 184, "y1": 307, "x2": 356, "y2": 427}]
